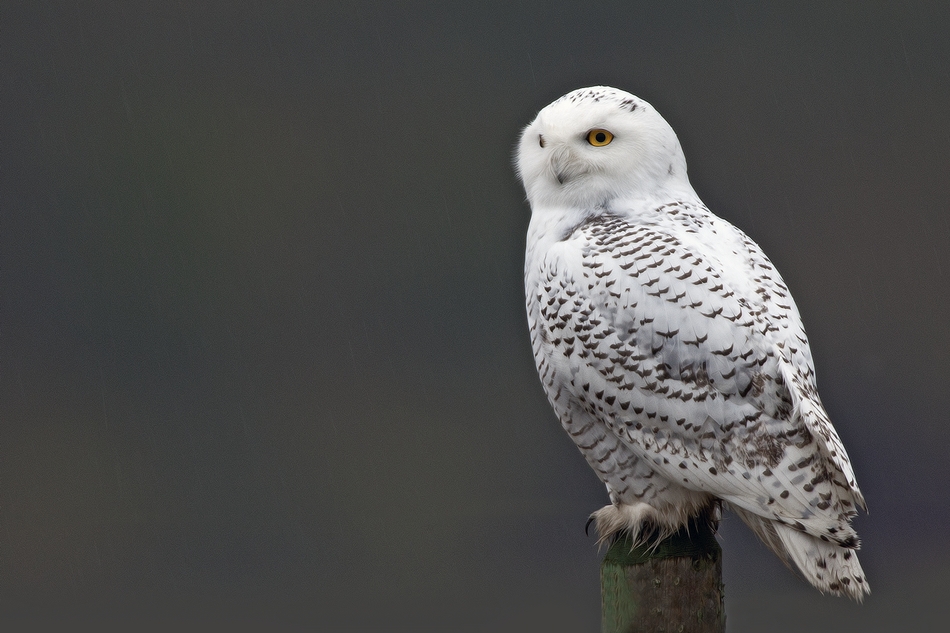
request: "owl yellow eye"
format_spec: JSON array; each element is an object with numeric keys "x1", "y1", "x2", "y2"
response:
[{"x1": 587, "y1": 129, "x2": 613, "y2": 146}]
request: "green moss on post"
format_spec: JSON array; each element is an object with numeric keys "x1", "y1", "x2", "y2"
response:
[{"x1": 601, "y1": 520, "x2": 725, "y2": 633}]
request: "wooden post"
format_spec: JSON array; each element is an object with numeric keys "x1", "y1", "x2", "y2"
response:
[{"x1": 601, "y1": 519, "x2": 725, "y2": 633}]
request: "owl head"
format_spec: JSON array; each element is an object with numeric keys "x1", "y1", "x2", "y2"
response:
[{"x1": 516, "y1": 87, "x2": 691, "y2": 210}]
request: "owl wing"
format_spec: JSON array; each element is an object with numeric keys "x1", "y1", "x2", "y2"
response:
[{"x1": 535, "y1": 212, "x2": 862, "y2": 542}]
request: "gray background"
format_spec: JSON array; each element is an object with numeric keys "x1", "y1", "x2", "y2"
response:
[{"x1": 3, "y1": 2, "x2": 949, "y2": 631}]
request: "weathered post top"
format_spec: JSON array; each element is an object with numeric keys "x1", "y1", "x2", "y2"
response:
[{"x1": 601, "y1": 520, "x2": 725, "y2": 633}]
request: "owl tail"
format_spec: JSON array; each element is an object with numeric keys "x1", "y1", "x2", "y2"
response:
[{"x1": 730, "y1": 506, "x2": 870, "y2": 601}]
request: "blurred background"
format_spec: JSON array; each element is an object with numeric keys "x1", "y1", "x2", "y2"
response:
[{"x1": 3, "y1": 2, "x2": 949, "y2": 631}]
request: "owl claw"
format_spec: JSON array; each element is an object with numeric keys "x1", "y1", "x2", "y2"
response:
[{"x1": 585, "y1": 515, "x2": 596, "y2": 537}]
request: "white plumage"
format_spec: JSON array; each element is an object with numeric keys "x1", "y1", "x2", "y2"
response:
[{"x1": 517, "y1": 86, "x2": 868, "y2": 600}]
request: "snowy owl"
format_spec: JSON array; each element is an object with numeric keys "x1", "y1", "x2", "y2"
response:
[{"x1": 516, "y1": 86, "x2": 868, "y2": 600}]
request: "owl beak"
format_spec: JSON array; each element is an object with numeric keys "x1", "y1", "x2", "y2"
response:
[{"x1": 549, "y1": 147, "x2": 583, "y2": 185}]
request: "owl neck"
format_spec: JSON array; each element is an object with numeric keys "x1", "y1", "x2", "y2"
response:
[{"x1": 524, "y1": 177, "x2": 701, "y2": 273}]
